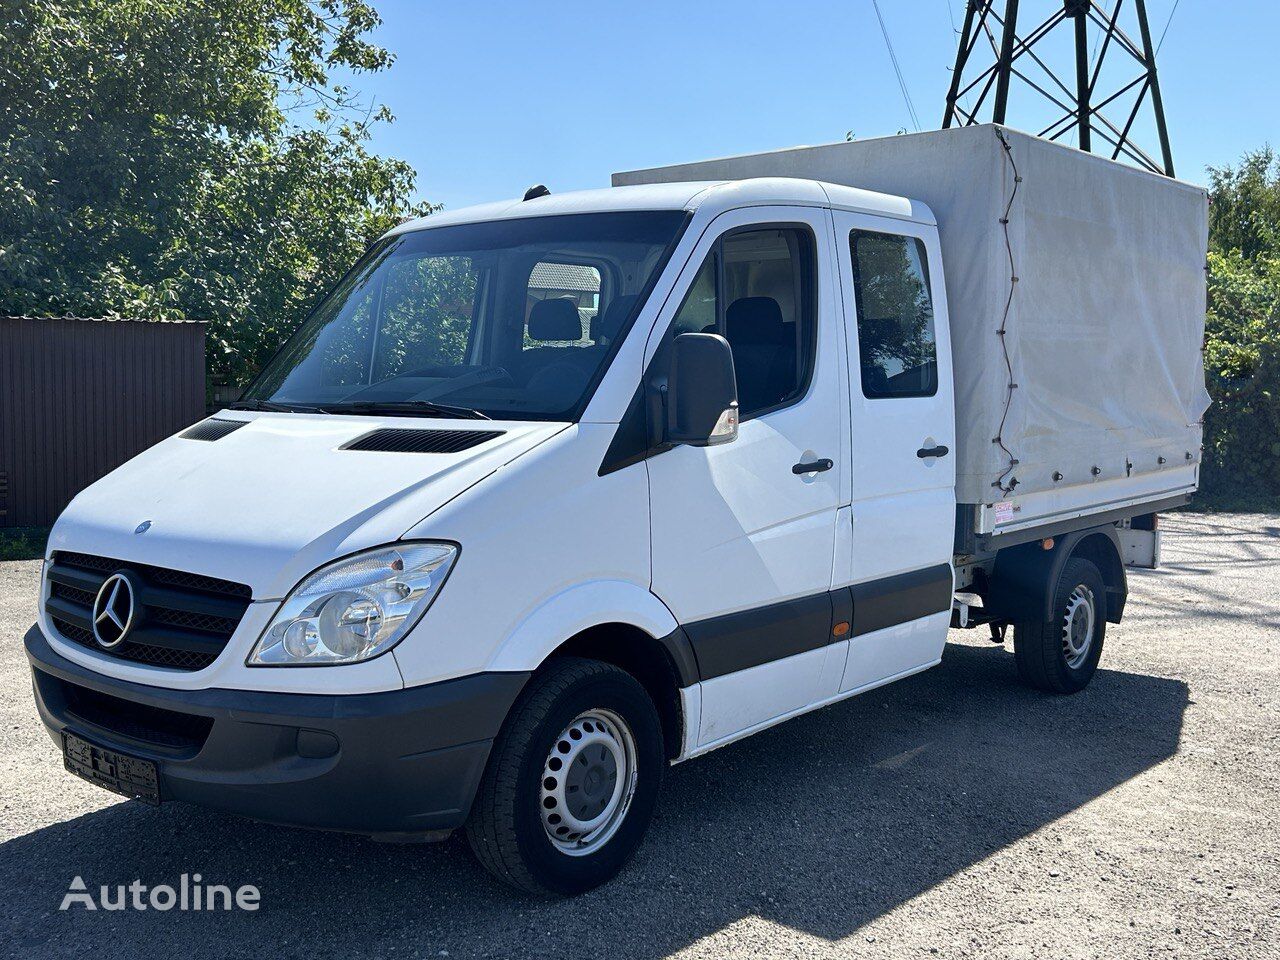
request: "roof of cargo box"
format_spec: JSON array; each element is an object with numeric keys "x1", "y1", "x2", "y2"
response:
[{"x1": 386, "y1": 177, "x2": 932, "y2": 239}]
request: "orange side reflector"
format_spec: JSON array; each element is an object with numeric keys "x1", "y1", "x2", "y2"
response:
[
  {"x1": 833, "y1": 621, "x2": 851, "y2": 637},
  {"x1": 1042, "y1": 538, "x2": 1055, "y2": 551}
]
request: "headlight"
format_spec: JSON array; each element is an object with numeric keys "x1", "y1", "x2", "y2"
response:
[{"x1": 248, "y1": 542, "x2": 457, "y2": 666}]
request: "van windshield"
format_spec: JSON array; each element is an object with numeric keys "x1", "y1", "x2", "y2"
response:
[{"x1": 244, "y1": 211, "x2": 687, "y2": 421}]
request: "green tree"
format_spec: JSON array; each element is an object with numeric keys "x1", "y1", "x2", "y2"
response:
[
  {"x1": 1201, "y1": 148, "x2": 1280, "y2": 507},
  {"x1": 1208, "y1": 148, "x2": 1280, "y2": 262},
  {"x1": 0, "y1": 0, "x2": 432, "y2": 384}
]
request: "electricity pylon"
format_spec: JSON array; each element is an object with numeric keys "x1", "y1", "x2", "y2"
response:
[{"x1": 943, "y1": 0, "x2": 1175, "y2": 176}]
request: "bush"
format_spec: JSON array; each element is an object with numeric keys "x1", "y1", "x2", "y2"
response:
[
  {"x1": 1200, "y1": 149, "x2": 1280, "y2": 510},
  {"x1": 0, "y1": 528, "x2": 50, "y2": 562}
]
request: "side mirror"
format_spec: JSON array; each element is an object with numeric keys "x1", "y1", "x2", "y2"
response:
[{"x1": 666, "y1": 333, "x2": 739, "y2": 446}]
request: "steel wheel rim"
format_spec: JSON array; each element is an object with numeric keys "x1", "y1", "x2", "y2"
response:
[
  {"x1": 1062, "y1": 583, "x2": 1097, "y2": 669},
  {"x1": 539, "y1": 708, "x2": 638, "y2": 856}
]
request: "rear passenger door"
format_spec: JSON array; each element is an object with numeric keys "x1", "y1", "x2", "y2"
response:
[
  {"x1": 645, "y1": 207, "x2": 848, "y2": 747},
  {"x1": 830, "y1": 212, "x2": 956, "y2": 693}
]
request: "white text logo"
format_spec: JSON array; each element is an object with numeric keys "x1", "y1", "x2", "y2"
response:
[{"x1": 60, "y1": 874, "x2": 260, "y2": 911}]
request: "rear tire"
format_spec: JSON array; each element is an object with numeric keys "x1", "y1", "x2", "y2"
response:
[
  {"x1": 1013, "y1": 557, "x2": 1106, "y2": 694},
  {"x1": 465, "y1": 657, "x2": 664, "y2": 896}
]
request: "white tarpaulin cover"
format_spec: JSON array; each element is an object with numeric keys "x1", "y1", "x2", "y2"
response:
[{"x1": 615, "y1": 125, "x2": 1210, "y2": 506}]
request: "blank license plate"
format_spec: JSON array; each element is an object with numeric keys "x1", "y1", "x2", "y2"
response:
[{"x1": 62, "y1": 731, "x2": 161, "y2": 805}]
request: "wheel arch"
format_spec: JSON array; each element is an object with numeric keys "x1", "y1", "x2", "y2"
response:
[
  {"x1": 545, "y1": 623, "x2": 691, "y2": 761},
  {"x1": 485, "y1": 580, "x2": 696, "y2": 760},
  {"x1": 1069, "y1": 530, "x2": 1127, "y2": 622},
  {"x1": 988, "y1": 524, "x2": 1127, "y2": 625}
]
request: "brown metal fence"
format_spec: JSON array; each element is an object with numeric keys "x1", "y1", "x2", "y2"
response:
[{"x1": 0, "y1": 316, "x2": 207, "y2": 528}]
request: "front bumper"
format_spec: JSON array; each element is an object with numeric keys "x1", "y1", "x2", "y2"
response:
[{"x1": 25, "y1": 625, "x2": 528, "y2": 838}]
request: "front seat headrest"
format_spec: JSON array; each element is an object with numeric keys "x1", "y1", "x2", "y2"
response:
[
  {"x1": 528, "y1": 297, "x2": 583, "y2": 341},
  {"x1": 726, "y1": 297, "x2": 787, "y2": 345},
  {"x1": 590, "y1": 295, "x2": 638, "y2": 344}
]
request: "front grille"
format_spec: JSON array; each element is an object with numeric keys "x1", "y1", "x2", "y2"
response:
[
  {"x1": 148, "y1": 606, "x2": 240, "y2": 635},
  {"x1": 45, "y1": 551, "x2": 253, "y2": 672},
  {"x1": 51, "y1": 581, "x2": 95, "y2": 607},
  {"x1": 60, "y1": 678, "x2": 214, "y2": 751},
  {"x1": 54, "y1": 551, "x2": 251, "y2": 599}
]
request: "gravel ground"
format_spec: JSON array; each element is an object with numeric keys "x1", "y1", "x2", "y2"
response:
[{"x1": 1, "y1": 512, "x2": 1276, "y2": 959}]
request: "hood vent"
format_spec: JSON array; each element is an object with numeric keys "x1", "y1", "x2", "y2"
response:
[
  {"x1": 181, "y1": 418, "x2": 248, "y2": 442},
  {"x1": 344, "y1": 427, "x2": 505, "y2": 454}
]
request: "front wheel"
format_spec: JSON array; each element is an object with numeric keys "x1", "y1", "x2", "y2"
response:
[
  {"x1": 1013, "y1": 556, "x2": 1107, "y2": 694},
  {"x1": 465, "y1": 657, "x2": 664, "y2": 896}
]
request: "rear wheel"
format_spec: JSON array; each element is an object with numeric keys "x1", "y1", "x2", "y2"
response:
[
  {"x1": 465, "y1": 657, "x2": 664, "y2": 896},
  {"x1": 1013, "y1": 557, "x2": 1106, "y2": 694}
]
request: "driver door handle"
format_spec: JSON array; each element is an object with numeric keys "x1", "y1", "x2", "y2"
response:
[
  {"x1": 916, "y1": 445, "x2": 950, "y2": 459},
  {"x1": 792, "y1": 458, "x2": 834, "y2": 475}
]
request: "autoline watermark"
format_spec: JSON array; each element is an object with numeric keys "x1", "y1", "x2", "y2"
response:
[{"x1": 60, "y1": 874, "x2": 260, "y2": 912}]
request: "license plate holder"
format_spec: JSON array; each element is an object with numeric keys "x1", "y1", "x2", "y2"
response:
[{"x1": 62, "y1": 731, "x2": 161, "y2": 805}]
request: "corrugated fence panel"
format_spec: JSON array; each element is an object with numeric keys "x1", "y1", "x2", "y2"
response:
[{"x1": 0, "y1": 318, "x2": 206, "y2": 527}]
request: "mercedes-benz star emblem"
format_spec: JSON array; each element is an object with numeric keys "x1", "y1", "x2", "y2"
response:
[{"x1": 91, "y1": 573, "x2": 137, "y2": 649}]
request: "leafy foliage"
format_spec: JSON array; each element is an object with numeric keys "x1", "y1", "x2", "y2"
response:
[
  {"x1": 0, "y1": 527, "x2": 50, "y2": 562},
  {"x1": 245, "y1": 243, "x2": 478, "y2": 398},
  {"x1": 374, "y1": 254, "x2": 476, "y2": 376},
  {"x1": 0, "y1": 0, "x2": 432, "y2": 384},
  {"x1": 1200, "y1": 148, "x2": 1280, "y2": 508}
]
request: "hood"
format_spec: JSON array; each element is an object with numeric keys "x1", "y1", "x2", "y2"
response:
[{"x1": 49, "y1": 412, "x2": 567, "y2": 599}]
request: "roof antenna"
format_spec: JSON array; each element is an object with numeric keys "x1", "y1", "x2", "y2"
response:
[{"x1": 523, "y1": 184, "x2": 551, "y2": 201}]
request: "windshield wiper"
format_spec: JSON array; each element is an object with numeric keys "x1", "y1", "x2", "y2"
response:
[
  {"x1": 325, "y1": 400, "x2": 492, "y2": 421},
  {"x1": 228, "y1": 399, "x2": 328, "y2": 414}
]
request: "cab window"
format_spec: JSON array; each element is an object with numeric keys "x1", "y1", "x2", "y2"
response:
[
  {"x1": 849, "y1": 230, "x2": 938, "y2": 399},
  {"x1": 668, "y1": 227, "x2": 817, "y2": 419}
]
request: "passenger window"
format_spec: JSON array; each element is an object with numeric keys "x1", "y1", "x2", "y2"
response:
[
  {"x1": 668, "y1": 228, "x2": 816, "y2": 419},
  {"x1": 849, "y1": 231, "x2": 938, "y2": 399},
  {"x1": 525, "y1": 262, "x2": 601, "y2": 347}
]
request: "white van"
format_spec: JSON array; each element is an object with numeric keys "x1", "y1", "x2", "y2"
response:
[{"x1": 27, "y1": 127, "x2": 1208, "y2": 895}]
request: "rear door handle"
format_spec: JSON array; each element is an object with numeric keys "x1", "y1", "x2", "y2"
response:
[
  {"x1": 916, "y1": 445, "x2": 950, "y2": 459},
  {"x1": 792, "y1": 458, "x2": 834, "y2": 475}
]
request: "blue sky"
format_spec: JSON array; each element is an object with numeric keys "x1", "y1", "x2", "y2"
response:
[{"x1": 344, "y1": 1, "x2": 1279, "y2": 210}]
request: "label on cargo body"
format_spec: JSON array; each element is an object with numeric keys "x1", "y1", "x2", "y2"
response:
[{"x1": 993, "y1": 501, "x2": 1017, "y2": 525}]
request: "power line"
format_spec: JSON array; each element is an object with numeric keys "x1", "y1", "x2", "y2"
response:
[
  {"x1": 1156, "y1": 0, "x2": 1181, "y2": 53},
  {"x1": 1090, "y1": 0, "x2": 1115, "y2": 69},
  {"x1": 871, "y1": 0, "x2": 922, "y2": 131}
]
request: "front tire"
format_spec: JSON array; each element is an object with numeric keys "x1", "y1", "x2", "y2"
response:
[
  {"x1": 1013, "y1": 556, "x2": 1107, "y2": 694},
  {"x1": 465, "y1": 657, "x2": 664, "y2": 896}
]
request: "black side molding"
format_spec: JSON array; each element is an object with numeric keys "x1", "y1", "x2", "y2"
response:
[
  {"x1": 685, "y1": 592, "x2": 833, "y2": 682},
  {"x1": 679, "y1": 564, "x2": 955, "y2": 683},
  {"x1": 849, "y1": 564, "x2": 954, "y2": 637}
]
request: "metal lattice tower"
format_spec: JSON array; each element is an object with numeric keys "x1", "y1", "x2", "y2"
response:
[{"x1": 943, "y1": 0, "x2": 1175, "y2": 176}]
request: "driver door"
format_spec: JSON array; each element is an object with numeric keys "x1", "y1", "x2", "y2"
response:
[{"x1": 644, "y1": 207, "x2": 848, "y2": 748}]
